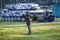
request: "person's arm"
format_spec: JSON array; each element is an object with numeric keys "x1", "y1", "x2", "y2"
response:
[{"x1": 30, "y1": 15, "x2": 32, "y2": 19}]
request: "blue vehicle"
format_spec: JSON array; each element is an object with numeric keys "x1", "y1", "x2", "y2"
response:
[{"x1": 28, "y1": 10, "x2": 55, "y2": 22}]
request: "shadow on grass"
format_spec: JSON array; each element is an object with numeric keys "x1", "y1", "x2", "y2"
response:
[
  {"x1": 0, "y1": 30, "x2": 60, "y2": 40},
  {"x1": 20, "y1": 30, "x2": 60, "y2": 35},
  {"x1": 0, "y1": 35, "x2": 60, "y2": 40},
  {"x1": 20, "y1": 35, "x2": 60, "y2": 40}
]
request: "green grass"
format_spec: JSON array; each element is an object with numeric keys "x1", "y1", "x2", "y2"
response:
[{"x1": 0, "y1": 18, "x2": 60, "y2": 40}]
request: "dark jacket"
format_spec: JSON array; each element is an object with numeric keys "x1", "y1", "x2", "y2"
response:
[{"x1": 24, "y1": 13, "x2": 32, "y2": 25}]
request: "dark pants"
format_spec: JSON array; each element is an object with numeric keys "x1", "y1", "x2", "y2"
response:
[{"x1": 26, "y1": 21, "x2": 31, "y2": 34}]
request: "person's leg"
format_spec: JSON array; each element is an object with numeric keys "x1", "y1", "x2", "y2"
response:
[{"x1": 27, "y1": 24, "x2": 31, "y2": 34}]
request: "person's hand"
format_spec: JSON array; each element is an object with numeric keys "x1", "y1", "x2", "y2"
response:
[{"x1": 30, "y1": 18, "x2": 32, "y2": 22}]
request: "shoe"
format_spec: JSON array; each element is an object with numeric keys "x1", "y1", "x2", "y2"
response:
[{"x1": 27, "y1": 33, "x2": 31, "y2": 35}]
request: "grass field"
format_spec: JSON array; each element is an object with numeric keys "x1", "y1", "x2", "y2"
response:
[{"x1": 0, "y1": 18, "x2": 60, "y2": 40}]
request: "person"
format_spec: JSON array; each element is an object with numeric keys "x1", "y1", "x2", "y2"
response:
[
  {"x1": 44, "y1": 11, "x2": 49, "y2": 22},
  {"x1": 48, "y1": 12, "x2": 55, "y2": 22},
  {"x1": 24, "y1": 12, "x2": 32, "y2": 35}
]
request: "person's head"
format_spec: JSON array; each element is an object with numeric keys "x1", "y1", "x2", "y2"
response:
[
  {"x1": 4, "y1": 11, "x2": 7, "y2": 13},
  {"x1": 26, "y1": 12, "x2": 28, "y2": 15},
  {"x1": 26, "y1": 12, "x2": 30, "y2": 15},
  {"x1": 50, "y1": 12, "x2": 52, "y2": 14}
]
